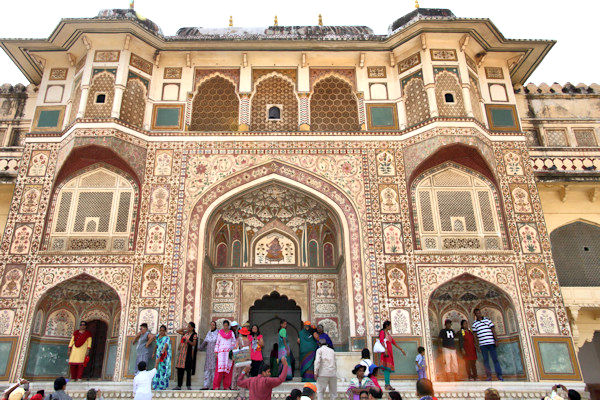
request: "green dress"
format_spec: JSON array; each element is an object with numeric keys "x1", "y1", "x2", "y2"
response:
[
  {"x1": 299, "y1": 328, "x2": 318, "y2": 382},
  {"x1": 278, "y1": 328, "x2": 293, "y2": 380}
]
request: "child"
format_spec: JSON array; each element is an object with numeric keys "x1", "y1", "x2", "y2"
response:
[
  {"x1": 360, "y1": 348, "x2": 374, "y2": 376},
  {"x1": 415, "y1": 346, "x2": 426, "y2": 379}
]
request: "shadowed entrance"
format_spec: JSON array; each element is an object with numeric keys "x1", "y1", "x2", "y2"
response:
[{"x1": 249, "y1": 291, "x2": 301, "y2": 376}]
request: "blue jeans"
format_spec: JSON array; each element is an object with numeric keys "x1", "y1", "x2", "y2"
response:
[{"x1": 480, "y1": 344, "x2": 503, "y2": 379}]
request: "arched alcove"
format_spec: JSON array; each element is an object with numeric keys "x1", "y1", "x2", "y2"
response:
[
  {"x1": 428, "y1": 274, "x2": 525, "y2": 381},
  {"x1": 25, "y1": 274, "x2": 121, "y2": 380}
]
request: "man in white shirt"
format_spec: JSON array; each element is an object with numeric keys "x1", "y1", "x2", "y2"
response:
[
  {"x1": 133, "y1": 359, "x2": 159, "y2": 400},
  {"x1": 314, "y1": 338, "x2": 337, "y2": 400}
]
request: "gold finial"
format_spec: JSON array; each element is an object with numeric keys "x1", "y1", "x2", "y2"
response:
[
  {"x1": 229, "y1": 16, "x2": 233, "y2": 27},
  {"x1": 318, "y1": 14, "x2": 323, "y2": 26},
  {"x1": 274, "y1": 15, "x2": 278, "y2": 26},
  {"x1": 415, "y1": 0, "x2": 419, "y2": 8}
]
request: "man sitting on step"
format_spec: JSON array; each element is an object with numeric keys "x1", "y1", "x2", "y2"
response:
[{"x1": 238, "y1": 356, "x2": 288, "y2": 400}]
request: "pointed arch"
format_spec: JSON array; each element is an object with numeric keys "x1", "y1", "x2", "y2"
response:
[
  {"x1": 84, "y1": 71, "x2": 115, "y2": 119},
  {"x1": 185, "y1": 160, "x2": 366, "y2": 337},
  {"x1": 190, "y1": 75, "x2": 239, "y2": 131},
  {"x1": 119, "y1": 76, "x2": 147, "y2": 128},
  {"x1": 411, "y1": 161, "x2": 506, "y2": 251},
  {"x1": 425, "y1": 271, "x2": 527, "y2": 381},
  {"x1": 250, "y1": 73, "x2": 298, "y2": 131},
  {"x1": 310, "y1": 76, "x2": 360, "y2": 131},
  {"x1": 550, "y1": 221, "x2": 600, "y2": 286}
]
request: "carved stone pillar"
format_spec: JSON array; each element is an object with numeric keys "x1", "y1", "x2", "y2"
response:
[
  {"x1": 238, "y1": 93, "x2": 251, "y2": 131},
  {"x1": 298, "y1": 92, "x2": 310, "y2": 131}
]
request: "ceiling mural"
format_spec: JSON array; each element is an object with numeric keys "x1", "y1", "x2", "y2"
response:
[
  {"x1": 41, "y1": 275, "x2": 120, "y2": 303},
  {"x1": 210, "y1": 183, "x2": 340, "y2": 268},
  {"x1": 218, "y1": 183, "x2": 331, "y2": 229}
]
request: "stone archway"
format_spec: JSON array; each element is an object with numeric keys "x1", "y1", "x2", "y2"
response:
[
  {"x1": 427, "y1": 273, "x2": 526, "y2": 381},
  {"x1": 13, "y1": 267, "x2": 130, "y2": 381},
  {"x1": 24, "y1": 274, "x2": 121, "y2": 380},
  {"x1": 184, "y1": 161, "x2": 366, "y2": 342}
]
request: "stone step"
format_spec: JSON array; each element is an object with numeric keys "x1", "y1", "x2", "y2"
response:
[{"x1": 2, "y1": 381, "x2": 588, "y2": 400}]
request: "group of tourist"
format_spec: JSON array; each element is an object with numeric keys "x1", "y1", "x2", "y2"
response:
[{"x1": 436, "y1": 308, "x2": 503, "y2": 381}]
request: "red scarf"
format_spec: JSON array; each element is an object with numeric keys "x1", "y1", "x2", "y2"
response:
[
  {"x1": 219, "y1": 329, "x2": 233, "y2": 339},
  {"x1": 73, "y1": 329, "x2": 91, "y2": 347}
]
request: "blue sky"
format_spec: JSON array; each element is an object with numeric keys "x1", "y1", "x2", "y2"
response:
[{"x1": 0, "y1": 0, "x2": 597, "y2": 85}]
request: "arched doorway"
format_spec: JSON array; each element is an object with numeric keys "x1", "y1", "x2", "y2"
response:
[
  {"x1": 428, "y1": 274, "x2": 525, "y2": 381},
  {"x1": 25, "y1": 275, "x2": 120, "y2": 380},
  {"x1": 249, "y1": 291, "x2": 302, "y2": 375},
  {"x1": 197, "y1": 178, "x2": 350, "y2": 349}
]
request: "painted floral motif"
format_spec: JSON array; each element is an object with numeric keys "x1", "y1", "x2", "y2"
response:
[
  {"x1": 20, "y1": 186, "x2": 41, "y2": 214},
  {"x1": 536, "y1": 308, "x2": 559, "y2": 334},
  {"x1": 138, "y1": 308, "x2": 159, "y2": 333},
  {"x1": 150, "y1": 186, "x2": 170, "y2": 214},
  {"x1": 45, "y1": 309, "x2": 75, "y2": 337},
  {"x1": 391, "y1": 308, "x2": 411, "y2": 334},
  {"x1": 28, "y1": 151, "x2": 49, "y2": 177},
  {"x1": 518, "y1": 223, "x2": 541, "y2": 253},
  {"x1": 504, "y1": 151, "x2": 524, "y2": 175},
  {"x1": 386, "y1": 264, "x2": 408, "y2": 298},
  {"x1": 0, "y1": 309, "x2": 15, "y2": 335},
  {"x1": 376, "y1": 151, "x2": 396, "y2": 176},
  {"x1": 214, "y1": 280, "x2": 234, "y2": 298},
  {"x1": 527, "y1": 266, "x2": 550, "y2": 297},
  {"x1": 154, "y1": 150, "x2": 173, "y2": 176},
  {"x1": 383, "y1": 223, "x2": 403, "y2": 254},
  {"x1": 145, "y1": 223, "x2": 166, "y2": 254},
  {"x1": 316, "y1": 279, "x2": 336, "y2": 299},
  {"x1": 511, "y1": 186, "x2": 532, "y2": 213},
  {"x1": 141, "y1": 265, "x2": 162, "y2": 298},
  {"x1": 10, "y1": 225, "x2": 33, "y2": 254},
  {"x1": 380, "y1": 185, "x2": 400, "y2": 214},
  {"x1": 0, "y1": 267, "x2": 23, "y2": 297}
]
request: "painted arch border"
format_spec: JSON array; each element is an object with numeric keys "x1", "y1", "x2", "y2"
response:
[
  {"x1": 416, "y1": 264, "x2": 536, "y2": 381},
  {"x1": 13, "y1": 266, "x2": 131, "y2": 382},
  {"x1": 183, "y1": 161, "x2": 366, "y2": 337}
]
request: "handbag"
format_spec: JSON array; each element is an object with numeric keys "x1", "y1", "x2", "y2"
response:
[
  {"x1": 373, "y1": 340, "x2": 385, "y2": 353},
  {"x1": 232, "y1": 346, "x2": 251, "y2": 366}
]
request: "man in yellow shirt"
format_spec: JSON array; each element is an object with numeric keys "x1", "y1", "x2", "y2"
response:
[{"x1": 68, "y1": 321, "x2": 92, "y2": 381}]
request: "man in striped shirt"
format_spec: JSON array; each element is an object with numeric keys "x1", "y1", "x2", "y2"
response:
[{"x1": 472, "y1": 308, "x2": 503, "y2": 381}]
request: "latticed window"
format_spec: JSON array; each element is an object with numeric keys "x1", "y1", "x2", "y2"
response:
[
  {"x1": 414, "y1": 165, "x2": 502, "y2": 251},
  {"x1": 49, "y1": 167, "x2": 135, "y2": 252}
]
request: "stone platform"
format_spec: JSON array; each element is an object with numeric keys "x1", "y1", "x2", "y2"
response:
[{"x1": 5, "y1": 380, "x2": 588, "y2": 400}]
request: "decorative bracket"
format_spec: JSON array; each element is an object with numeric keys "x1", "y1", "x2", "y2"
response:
[{"x1": 459, "y1": 34, "x2": 470, "y2": 52}]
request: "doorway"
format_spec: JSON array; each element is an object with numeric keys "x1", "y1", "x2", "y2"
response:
[
  {"x1": 249, "y1": 291, "x2": 302, "y2": 375},
  {"x1": 83, "y1": 320, "x2": 108, "y2": 379}
]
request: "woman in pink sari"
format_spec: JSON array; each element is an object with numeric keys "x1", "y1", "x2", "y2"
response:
[
  {"x1": 378, "y1": 320, "x2": 405, "y2": 390},
  {"x1": 213, "y1": 320, "x2": 237, "y2": 389}
]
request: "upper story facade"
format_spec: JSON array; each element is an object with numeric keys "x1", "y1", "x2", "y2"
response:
[
  {"x1": 0, "y1": 7, "x2": 597, "y2": 181},
  {"x1": 0, "y1": 8, "x2": 552, "y2": 136}
]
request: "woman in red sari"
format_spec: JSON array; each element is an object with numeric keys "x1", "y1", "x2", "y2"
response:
[
  {"x1": 68, "y1": 321, "x2": 92, "y2": 381},
  {"x1": 378, "y1": 320, "x2": 405, "y2": 391},
  {"x1": 458, "y1": 320, "x2": 478, "y2": 381}
]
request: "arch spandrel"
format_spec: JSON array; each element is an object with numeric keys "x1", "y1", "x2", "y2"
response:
[{"x1": 183, "y1": 160, "x2": 366, "y2": 337}]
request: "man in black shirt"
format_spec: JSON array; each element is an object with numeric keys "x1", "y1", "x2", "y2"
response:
[{"x1": 438, "y1": 319, "x2": 458, "y2": 381}]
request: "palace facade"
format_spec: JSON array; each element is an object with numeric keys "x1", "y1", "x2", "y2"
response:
[{"x1": 0, "y1": 6, "x2": 598, "y2": 389}]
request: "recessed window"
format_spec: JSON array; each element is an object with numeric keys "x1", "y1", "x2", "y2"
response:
[
  {"x1": 444, "y1": 92, "x2": 455, "y2": 103},
  {"x1": 267, "y1": 105, "x2": 282, "y2": 121},
  {"x1": 95, "y1": 93, "x2": 106, "y2": 104}
]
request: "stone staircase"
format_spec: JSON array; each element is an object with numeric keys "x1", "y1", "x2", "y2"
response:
[{"x1": 2, "y1": 380, "x2": 588, "y2": 400}]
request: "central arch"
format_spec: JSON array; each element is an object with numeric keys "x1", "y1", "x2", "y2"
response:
[{"x1": 184, "y1": 161, "x2": 366, "y2": 345}]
